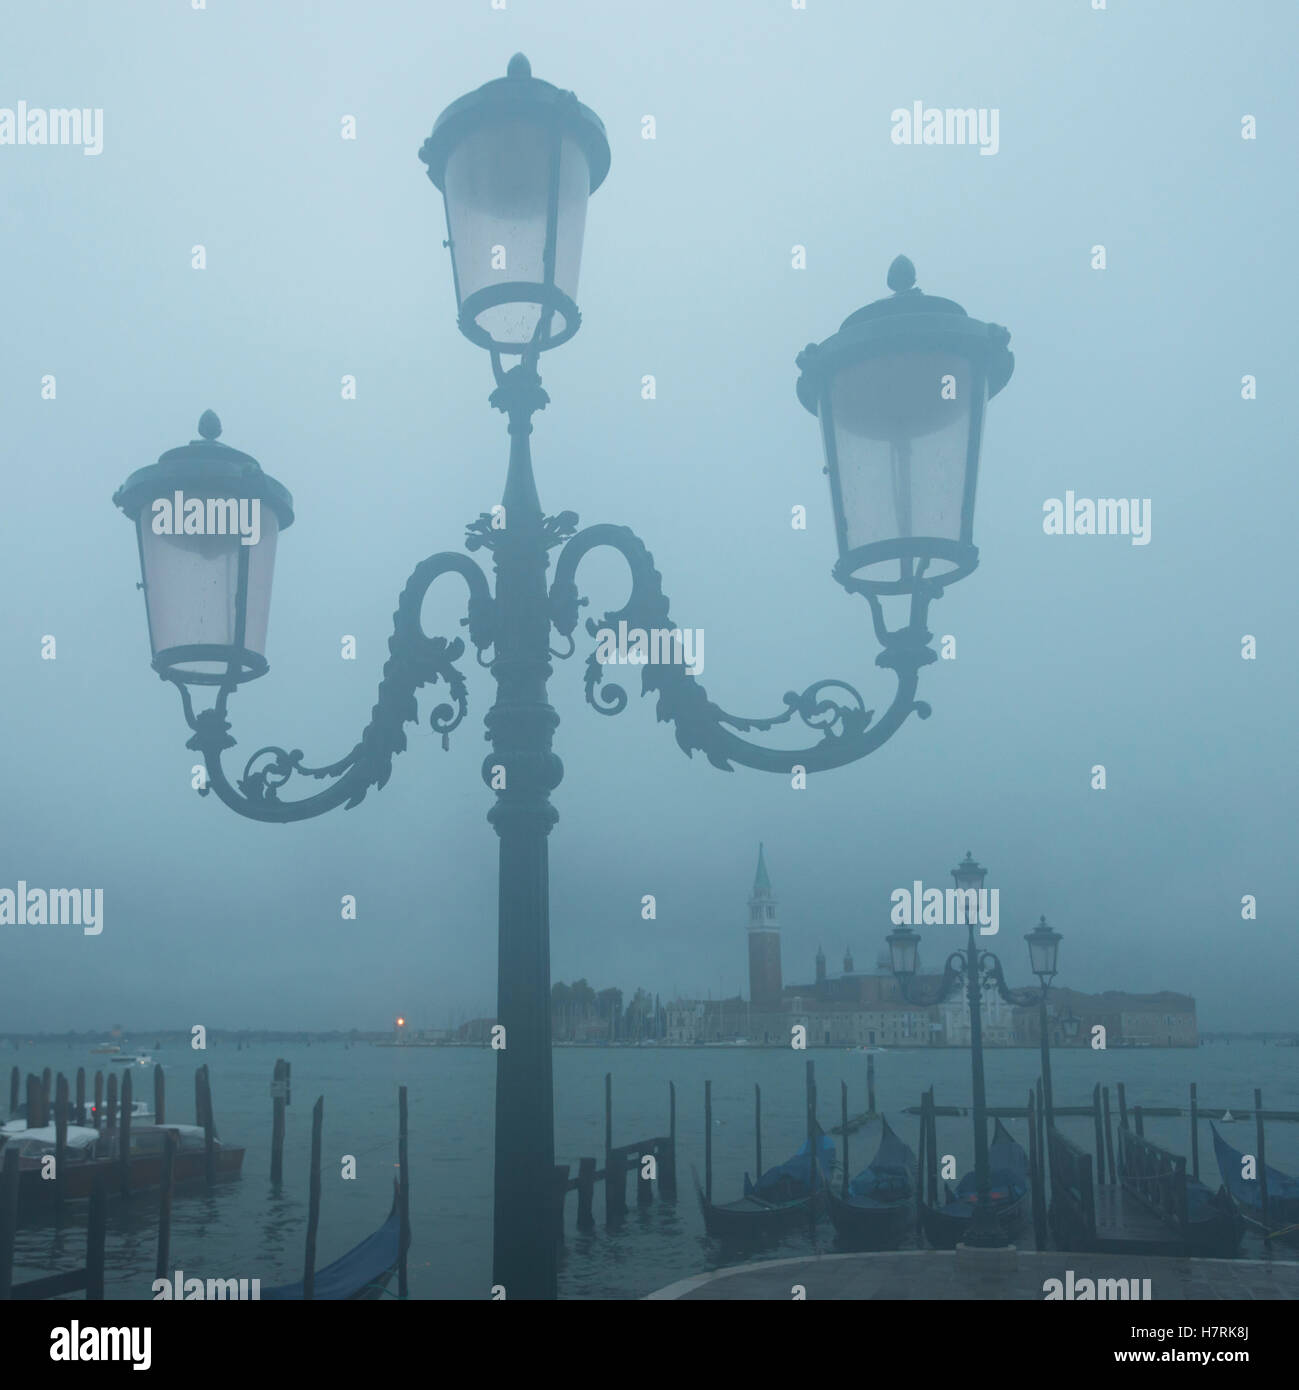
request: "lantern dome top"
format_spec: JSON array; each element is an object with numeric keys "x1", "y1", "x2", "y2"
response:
[
  {"x1": 419, "y1": 55, "x2": 611, "y2": 195},
  {"x1": 795, "y1": 256, "x2": 1014, "y2": 415},
  {"x1": 112, "y1": 410, "x2": 294, "y2": 530}
]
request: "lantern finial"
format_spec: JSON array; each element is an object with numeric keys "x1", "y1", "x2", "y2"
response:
[
  {"x1": 197, "y1": 410, "x2": 222, "y2": 441},
  {"x1": 887, "y1": 255, "x2": 916, "y2": 293},
  {"x1": 507, "y1": 53, "x2": 531, "y2": 79}
]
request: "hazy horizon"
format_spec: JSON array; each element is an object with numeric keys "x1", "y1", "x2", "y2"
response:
[{"x1": 3, "y1": 1, "x2": 1296, "y2": 1035}]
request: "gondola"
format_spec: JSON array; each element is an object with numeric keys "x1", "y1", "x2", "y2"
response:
[
  {"x1": 263, "y1": 1181, "x2": 408, "y2": 1300},
  {"x1": 694, "y1": 1129, "x2": 835, "y2": 1241},
  {"x1": 826, "y1": 1114, "x2": 916, "y2": 1250},
  {"x1": 1213, "y1": 1123, "x2": 1299, "y2": 1246},
  {"x1": 919, "y1": 1118, "x2": 1029, "y2": 1249}
]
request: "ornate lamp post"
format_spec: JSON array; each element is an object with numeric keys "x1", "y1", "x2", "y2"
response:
[
  {"x1": 1026, "y1": 913, "x2": 1063, "y2": 1123},
  {"x1": 113, "y1": 57, "x2": 1014, "y2": 1298},
  {"x1": 887, "y1": 855, "x2": 1062, "y2": 1249}
]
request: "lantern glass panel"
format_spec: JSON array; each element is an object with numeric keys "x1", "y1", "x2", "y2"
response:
[
  {"x1": 1027, "y1": 930, "x2": 1060, "y2": 979},
  {"x1": 443, "y1": 122, "x2": 590, "y2": 350},
  {"x1": 138, "y1": 508, "x2": 279, "y2": 680},
  {"x1": 826, "y1": 352, "x2": 982, "y2": 581},
  {"x1": 888, "y1": 928, "x2": 920, "y2": 978}
]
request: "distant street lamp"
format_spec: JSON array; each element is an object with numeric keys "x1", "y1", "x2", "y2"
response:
[
  {"x1": 887, "y1": 854, "x2": 1064, "y2": 1249},
  {"x1": 114, "y1": 56, "x2": 1015, "y2": 1298}
]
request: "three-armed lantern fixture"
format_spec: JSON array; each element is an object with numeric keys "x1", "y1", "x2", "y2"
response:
[
  {"x1": 796, "y1": 256, "x2": 1012, "y2": 617},
  {"x1": 886, "y1": 852, "x2": 1066, "y2": 1248},
  {"x1": 115, "y1": 53, "x2": 1018, "y2": 1296},
  {"x1": 418, "y1": 52, "x2": 611, "y2": 356},
  {"x1": 111, "y1": 410, "x2": 293, "y2": 687}
]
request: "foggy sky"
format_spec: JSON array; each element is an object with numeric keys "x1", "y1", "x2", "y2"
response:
[{"x1": 2, "y1": 0, "x2": 1296, "y2": 1033}]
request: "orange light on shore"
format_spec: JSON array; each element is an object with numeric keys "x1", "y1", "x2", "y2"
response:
[{"x1": 396, "y1": 1017, "x2": 406, "y2": 1028}]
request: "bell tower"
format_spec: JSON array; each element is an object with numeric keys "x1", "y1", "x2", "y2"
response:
[{"x1": 747, "y1": 843, "x2": 783, "y2": 1006}]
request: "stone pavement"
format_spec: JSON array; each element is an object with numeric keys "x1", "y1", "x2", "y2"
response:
[{"x1": 646, "y1": 1248, "x2": 1299, "y2": 1300}]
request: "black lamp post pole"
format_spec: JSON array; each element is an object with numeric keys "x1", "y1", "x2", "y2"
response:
[
  {"x1": 962, "y1": 917, "x2": 1005, "y2": 1248},
  {"x1": 1038, "y1": 992, "x2": 1055, "y2": 1129},
  {"x1": 891, "y1": 866, "x2": 1061, "y2": 1251},
  {"x1": 485, "y1": 365, "x2": 561, "y2": 1300}
]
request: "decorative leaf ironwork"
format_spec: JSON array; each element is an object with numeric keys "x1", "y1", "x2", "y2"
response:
[
  {"x1": 549, "y1": 522, "x2": 938, "y2": 774},
  {"x1": 177, "y1": 550, "x2": 492, "y2": 822}
]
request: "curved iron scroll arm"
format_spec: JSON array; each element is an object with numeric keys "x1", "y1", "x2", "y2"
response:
[
  {"x1": 175, "y1": 551, "x2": 493, "y2": 823},
  {"x1": 896, "y1": 952, "x2": 969, "y2": 1008},
  {"x1": 977, "y1": 951, "x2": 1047, "y2": 1009},
  {"x1": 549, "y1": 523, "x2": 939, "y2": 774}
]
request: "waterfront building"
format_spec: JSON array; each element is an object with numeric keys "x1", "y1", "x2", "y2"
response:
[{"x1": 665, "y1": 851, "x2": 1199, "y2": 1048}]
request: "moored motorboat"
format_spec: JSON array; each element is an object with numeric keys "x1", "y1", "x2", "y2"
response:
[{"x1": 4, "y1": 1121, "x2": 244, "y2": 1205}]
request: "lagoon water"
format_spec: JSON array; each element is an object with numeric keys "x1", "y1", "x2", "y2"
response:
[{"x1": 10, "y1": 1041, "x2": 1297, "y2": 1300}]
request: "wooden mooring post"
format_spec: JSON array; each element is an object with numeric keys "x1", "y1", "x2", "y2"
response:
[
  {"x1": 202, "y1": 1066, "x2": 217, "y2": 1186},
  {"x1": 154, "y1": 1064, "x2": 166, "y2": 1126},
  {"x1": 662, "y1": 1081, "x2": 677, "y2": 1198},
  {"x1": 805, "y1": 1059, "x2": 817, "y2": 1233},
  {"x1": 303, "y1": 1096, "x2": 323, "y2": 1299},
  {"x1": 1092, "y1": 1083, "x2": 1104, "y2": 1184},
  {"x1": 40, "y1": 1069, "x2": 51, "y2": 1125},
  {"x1": 924, "y1": 1086, "x2": 938, "y2": 1207},
  {"x1": 840, "y1": 1080, "x2": 850, "y2": 1198},
  {"x1": 1255, "y1": 1087, "x2": 1270, "y2": 1245},
  {"x1": 156, "y1": 1131, "x2": 176, "y2": 1281},
  {"x1": 93, "y1": 1072, "x2": 104, "y2": 1130},
  {"x1": 556, "y1": 1076, "x2": 677, "y2": 1234},
  {"x1": 7, "y1": 1066, "x2": 17, "y2": 1119},
  {"x1": 604, "y1": 1072, "x2": 626, "y2": 1223},
  {"x1": 754, "y1": 1082, "x2": 763, "y2": 1185},
  {"x1": 270, "y1": 1058, "x2": 288, "y2": 1185},
  {"x1": 105, "y1": 1072, "x2": 118, "y2": 1132},
  {"x1": 398, "y1": 1084, "x2": 410, "y2": 1299},
  {"x1": 0, "y1": 1147, "x2": 19, "y2": 1300},
  {"x1": 704, "y1": 1079, "x2": 713, "y2": 1205},
  {"x1": 54, "y1": 1074, "x2": 69, "y2": 1212},
  {"x1": 576, "y1": 1157, "x2": 596, "y2": 1228},
  {"x1": 4, "y1": 1171, "x2": 107, "y2": 1302},
  {"x1": 1117, "y1": 1081, "x2": 1128, "y2": 1130},
  {"x1": 119, "y1": 1070, "x2": 133, "y2": 1197},
  {"x1": 1189, "y1": 1082, "x2": 1199, "y2": 1181},
  {"x1": 75, "y1": 1067, "x2": 86, "y2": 1126},
  {"x1": 1102, "y1": 1086, "x2": 1116, "y2": 1184}
]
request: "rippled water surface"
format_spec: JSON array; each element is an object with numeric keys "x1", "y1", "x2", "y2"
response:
[{"x1": 9, "y1": 1041, "x2": 1296, "y2": 1299}]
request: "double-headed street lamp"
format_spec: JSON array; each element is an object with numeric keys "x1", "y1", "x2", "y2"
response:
[
  {"x1": 887, "y1": 853, "x2": 1064, "y2": 1249},
  {"x1": 113, "y1": 57, "x2": 1015, "y2": 1298}
]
